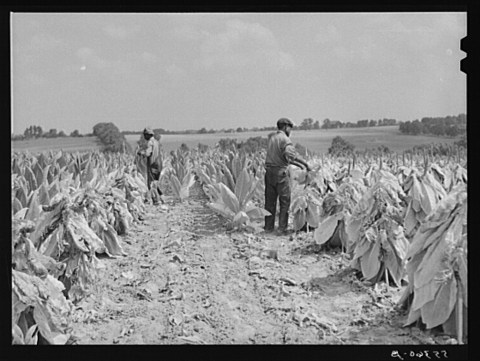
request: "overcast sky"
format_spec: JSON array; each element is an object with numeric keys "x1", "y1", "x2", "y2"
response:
[{"x1": 11, "y1": 12, "x2": 466, "y2": 134}]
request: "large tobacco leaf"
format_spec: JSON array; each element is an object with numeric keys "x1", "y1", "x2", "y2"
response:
[
  {"x1": 314, "y1": 213, "x2": 343, "y2": 246},
  {"x1": 348, "y1": 173, "x2": 407, "y2": 285},
  {"x1": 401, "y1": 184, "x2": 467, "y2": 334},
  {"x1": 12, "y1": 270, "x2": 72, "y2": 344}
]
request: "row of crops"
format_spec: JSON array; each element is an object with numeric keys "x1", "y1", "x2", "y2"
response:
[{"x1": 11, "y1": 146, "x2": 467, "y2": 344}]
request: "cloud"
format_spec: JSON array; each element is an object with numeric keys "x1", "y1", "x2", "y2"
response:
[
  {"x1": 315, "y1": 24, "x2": 341, "y2": 44},
  {"x1": 165, "y1": 64, "x2": 186, "y2": 78},
  {"x1": 75, "y1": 47, "x2": 141, "y2": 75},
  {"x1": 198, "y1": 19, "x2": 295, "y2": 71},
  {"x1": 140, "y1": 51, "x2": 158, "y2": 64},
  {"x1": 173, "y1": 24, "x2": 205, "y2": 41},
  {"x1": 103, "y1": 23, "x2": 140, "y2": 39},
  {"x1": 76, "y1": 47, "x2": 109, "y2": 69},
  {"x1": 29, "y1": 33, "x2": 63, "y2": 51},
  {"x1": 332, "y1": 46, "x2": 353, "y2": 60},
  {"x1": 74, "y1": 46, "x2": 182, "y2": 83},
  {"x1": 25, "y1": 73, "x2": 47, "y2": 86}
]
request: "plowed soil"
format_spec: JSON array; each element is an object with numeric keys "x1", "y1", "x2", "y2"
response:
[{"x1": 69, "y1": 182, "x2": 459, "y2": 347}]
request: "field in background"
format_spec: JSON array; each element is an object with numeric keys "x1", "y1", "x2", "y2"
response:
[
  {"x1": 124, "y1": 126, "x2": 462, "y2": 154},
  {"x1": 11, "y1": 136, "x2": 102, "y2": 153},
  {"x1": 12, "y1": 126, "x2": 461, "y2": 154}
]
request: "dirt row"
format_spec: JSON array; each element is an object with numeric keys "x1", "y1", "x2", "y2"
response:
[{"x1": 69, "y1": 183, "x2": 456, "y2": 346}]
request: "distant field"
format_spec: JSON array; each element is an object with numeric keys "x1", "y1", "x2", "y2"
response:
[
  {"x1": 11, "y1": 136, "x2": 102, "y2": 153},
  {"x1": 126, "y1": 126, "x2": 461, "y2": 154},
  {"x1": 12, "y1": 126, "x2": 461, "y2": 154}
]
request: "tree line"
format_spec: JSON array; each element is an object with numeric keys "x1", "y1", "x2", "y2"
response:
[
  {"x1": 11, "y1": 125, "x2": 86, "y2": 141},
  {"x1": 398, "y1": 114, "x2": 466, "y2": 137},
  {"x1": 12, "y1": 113, "x2": 466, "y2": 145},
  {"x1": 124, "y1": 117, "x2": 399, "y2": 135}
]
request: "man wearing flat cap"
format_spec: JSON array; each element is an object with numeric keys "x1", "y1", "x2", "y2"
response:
[
  {"x1": 264, "y1": 118, "x2": 311, "y2": 235},
  {"x1": 137, "y1": 127, "x2": 163, "y2": 205}
]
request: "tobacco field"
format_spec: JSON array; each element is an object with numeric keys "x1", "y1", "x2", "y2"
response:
[{"x1": 11, "y1": 145, "x2": 468, "y2": 348}]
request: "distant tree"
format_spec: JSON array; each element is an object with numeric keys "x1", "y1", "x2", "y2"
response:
[
  {"x1": 445, "y1": 125, "x2": 460, "y2": 137},
  {"x1": 321, "y1": 118, "x2": 331, "y2": 129},
  {"x1": 368, "y1": 119, "x2": 377, "y2": 127},
  {"x1": 328, "y1": 136, "x2": 355, "y2": 156},
  {"x1": 400, "y1": 120, "x2": 423, "y2": 135},
  {"x1": 399, "y1": 121, "x2": 409, "y2": 133},
  {"x1": 332, "y1": 120, "x2": 343, "y2": 128},
  {"x1": 356, "y1": 120, "x2": 368, "y2": 127},
  {"x1": 300, "y1": 118, "x2": 314, "y2": 130},
  {"x1": 402, "y1": 114, "x2": 464, "y2": 136},
  {"x1": 35, "y1": 126, "x2": 43, "y2": 137},
  {"x1": 58, "y1": 130, "x2": 67, "y2": 137},
  {"x1": 11, "y1": 134, "x2": 25, "y2": 141},
  {"x1": 70, "y1": 129, "x2": 81, "y2": 137},
  {"x1": 23, "y1": 126, "x2": 33, "y2": 139},
  {"x1": 410, "y1": 120, "x2": 423, "y2": 135},
  {"x1": 198, "y1": 127, "x2": 208, "y2": 134},
  {"x1": 23, "y1": 125, "x2": 43, "y2": 139},
  {"x1": 313, "y1": 120, "x2": 320, "y2": 129},
  {"x1": 431, "y1": 123, "x2": 446, "y2": 136},
  {"x1": 93, "y1": 122, "x2": 132, "y2": 153},
  {"x1": 44, "y1": 128, "x2": 58, "y2": 138},
  {"x1": 382, "y1": 118, "x2": 396, "y2": 126},
  {"x1": 236, "y1": 127, "x2": 244, "y2": 133}
]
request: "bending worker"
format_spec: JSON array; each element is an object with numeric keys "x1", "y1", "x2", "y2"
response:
[{"x1": 264, "y1": 118, "x2": 311, "y2": 235}]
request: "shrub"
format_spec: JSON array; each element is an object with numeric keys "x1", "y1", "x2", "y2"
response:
[
  {"x1": 328, "y1": 136, "x2": 355, "y2": 156},
  {"x1": 93, "y1": 123, "x2": 132, "y2": 153}
]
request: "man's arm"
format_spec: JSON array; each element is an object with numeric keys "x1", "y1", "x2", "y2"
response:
[
  {"x1": 292, "y1": 157, "x2": 311, "y2": 171},
  {"x1": 284, "y1": 143, "x2": 311, "y2": 171}
]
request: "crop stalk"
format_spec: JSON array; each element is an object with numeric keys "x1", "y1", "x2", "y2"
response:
[
  {"x1": 423, "y1": 148, "x2": 428, "y2": 177},
  {"x1": 455, "y1": 272, "x2": 463, "y2": 345},
  {"x1": 384, "y1": 266, "x2": 390, "y2": 292}
]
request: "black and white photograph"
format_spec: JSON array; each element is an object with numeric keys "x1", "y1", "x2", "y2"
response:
[{"x1": 10, "y1": 9, "x2": 468, "y2": 356}]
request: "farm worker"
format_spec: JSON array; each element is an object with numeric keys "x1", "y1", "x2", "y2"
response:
[
  {"x1": 137, "y1": 127, "x2": 163, "y2": 205},
  {"x1": 264, "y1": 118, "x2": 312, "y2": 235}
]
